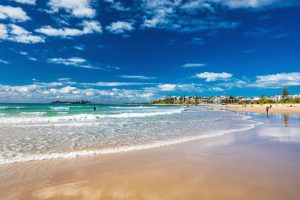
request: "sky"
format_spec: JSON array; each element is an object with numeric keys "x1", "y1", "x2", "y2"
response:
[{"x1": 0, "y1": 0, "x2": 300, "y2": 103}]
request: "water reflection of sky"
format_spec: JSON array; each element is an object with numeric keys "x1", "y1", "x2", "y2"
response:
[
  {"x1": 194, "y1": 106, "x2": 300, "y2": 144},
  {"x1": 246, "y1": 112, "x2": 300, "y2": 144},
  {"x1": 220, "y1": 109, "x2": 300, "y2": 144}
]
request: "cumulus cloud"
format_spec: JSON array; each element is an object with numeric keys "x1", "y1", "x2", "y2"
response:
[
  {"x1": 140, "y1": 0, "x2": 240, "y2": 32},
  {"x1": 0, "y1": 5, "x2": 30, "y2": 22},
  {"x1": 0, "y1": 81, "x2": 157, "y2": 103},
  {"x1": 182, "y1": 63, "x2": 206, "y2": 68},
  {"x1": 0, "y1": 24, "x2": 45, "y2": 43},
  {"x1": 35, "y1": 20, "x2": 102, "y2": 37},
  {"x1": 253, "y1": 72, "x2": 300, "y2": 88},
  {"x1": 48, "y1": 57, "x2": 100, "y2": 69},
  {"x1": 195, "y1": 72, "x2": 233, "y2": 82},
  {"x1": 11, "y1": 0, "x2": 36, "y2": 5},
  {"x1": 48, "y1": 0, "x2": 96, "y2": 18},
  {"x1": 158, "y1": 84, "x2": 177, "y2": 91},
  {"x1": 213, "y1": 72, "x2": 300, "y2": 90},
  {"x1": 119, "y1": 75, "x2": 156, "y2": 80},
  {"x1": 106, "y1": 21, "x2": 134, "y2": 34}
]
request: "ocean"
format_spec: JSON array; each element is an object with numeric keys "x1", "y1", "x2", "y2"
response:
[{"x1": 0, "y1": 104, "x2": 259, "y2": 164}]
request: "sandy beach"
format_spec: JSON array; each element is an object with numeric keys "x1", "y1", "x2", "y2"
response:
[
  {"x1": 222, "y1": 104, "x2": 300, "y2": 115},
  {"x1": 1, "y1": 111, "x2": 300, "y2": 200}
]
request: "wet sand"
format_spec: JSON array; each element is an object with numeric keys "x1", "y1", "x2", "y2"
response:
[
  {"x1": 222, "y1": 104, "x2": 300, "y2": 115},
  {"x1": 1, "y1": 113, "x2": 300, "y2": 200}
]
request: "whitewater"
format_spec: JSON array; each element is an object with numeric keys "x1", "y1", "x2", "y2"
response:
[{"x1": 0, "y1": 104, "x2": 260, "y2": 164}]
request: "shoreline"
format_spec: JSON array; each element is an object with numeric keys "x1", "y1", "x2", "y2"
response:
[
  {"x1": 220, "y1": 104, "x2": 300, "y2": 115},
  {"x1": 1, "y1": 110, "x2": 300, "y2": 200},
  {"x1": 0, "y1": 120, "x2": 258, "y2": 165}
]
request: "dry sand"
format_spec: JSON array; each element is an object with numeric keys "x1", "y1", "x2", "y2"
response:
[
  {"x1": 222, "y1": 104, "x2": 300, "y2": 115},
  {"x1": 1, "y1": 114, "x2": 300, "y2": 200}
]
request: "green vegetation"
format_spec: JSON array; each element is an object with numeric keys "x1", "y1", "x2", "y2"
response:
[
  {"x1": 258, "y1": 98, "x2": 274, "y2": 104},
  {"x1": 152, "y1": 89, "x2": 300, "y2": 105},
  {"x1": 279, "y1": 97, "x2": 300, "y2": 104}
]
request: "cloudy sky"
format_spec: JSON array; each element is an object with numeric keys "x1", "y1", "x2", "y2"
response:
[{"x1": 0, "y1": 0, "x2": 300, "y2": 102}]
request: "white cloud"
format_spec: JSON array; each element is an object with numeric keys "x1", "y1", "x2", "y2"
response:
[
  {"x1": 106, "y1": 21, "x2": 134, "y2": 34},
  {"x1": 0, "y1": 59, "x2": 9, "y2": 64},
  {"x1": 0, "y1": 5, "x2": 30, "y2": 22},
  {"x1": 181, "y1": 0, "x2": 214, "y2": 12},
  {"x1": 158, "y1": 84, "x2": 177, "y2": 91},
  {"x1": 140, "y1": 0, "x2": 239, "y2": 32},
  {"x1": 19, "y1": 51, "x2": 28, "y2": 55},
  {"x1": 138, "y1": 0, "x2": 298, "y2": 33},
  {"x1": 218, "y1": 0, "x2": 278, "y2": 9},
  {"x1": 48, "y1": 57, "x2": 99, "y2": 69},
  {"x1": 0, "y1": 24, "x2": 45, "y2": 43},
  {"x1": 157, "y1": 83, "x2": 204, "y2": 92},
  {"x1": 11, "y1": 0, "x2": 36, "y2": 5},
  {"x1": 210, "y1": 87, "x2": 224, "y2": 92},
  {"x1": 48, "y1": 0, "x2": 96, "y2": 18},
  {"x1": 120, "y1": 75, "x2": 156, "y2": 80},
  {"x1": 83, "y1": 82, "x2": 153, "y2": 87},
  {"x1": 36, "y1": 20, "x2": 102, "y2": 37},
  {"x1": 182, "y1": 63, "x2": 206, "y2": 68},
  {"x1": 74, "y1": 44, "x2": 86, "y2": 51},
  {"x1": 195, "y1": 72, "x2": 233, "y2": 82},
  {"x1": 28, "y1": 57, "x2": 37, "y2": 61},
  {"x1": 213, "y1": 72, "x2": 300, "y2": 90},
  {"x1": 253, "y1": 72, "x2": 300, "y2": 88},
  {"x1": 104, "y1": 0, "x2": 130, "y2": 11},
  {"x1": 0, "y1": 81, "x2": 157, "y2": 103}
]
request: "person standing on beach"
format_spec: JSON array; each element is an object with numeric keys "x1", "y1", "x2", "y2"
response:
[{"x1": 266, "y1": 106, "x2": 269, "y2": 116}]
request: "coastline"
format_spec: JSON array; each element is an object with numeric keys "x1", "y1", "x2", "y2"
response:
[
  {"x1": 1, "y1": 110, "x2": 300, "y2": 199},
  {"x1": 220, "y1": 104, "x2": 300, "y2": 115}
]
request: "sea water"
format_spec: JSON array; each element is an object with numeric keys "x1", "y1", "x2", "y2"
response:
[{"x1": 0, "y1": 104, "x2": 259, "y2": 164}]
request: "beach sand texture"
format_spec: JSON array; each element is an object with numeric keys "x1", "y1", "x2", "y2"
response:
[
  {"x1": 1, "y1": 113, "x2": 300, "y2": 200},
  {"x1": 222, "y1": 104, "x2": 300, "y2": 115}
]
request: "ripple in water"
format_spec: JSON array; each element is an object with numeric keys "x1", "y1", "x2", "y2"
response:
[{"x1": 0, "y1": 105, "x2": 259, "y2": 164}]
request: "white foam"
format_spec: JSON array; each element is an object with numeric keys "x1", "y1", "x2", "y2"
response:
[
  {"x1": 109, "y1": 106, "x2": 158, "y2": 109},
  {"x1": 0, "y1": 108, "x2": 185, "y2": 125},
  {"x1": 21, "y1": 112, "x2": 46, "y2": 116},
  {"x1": 50, "y1": 106, "x2": 70, "y2": 111},
  {"x1": 0, "y1": 123, "x2": 256, "y2": 165}
]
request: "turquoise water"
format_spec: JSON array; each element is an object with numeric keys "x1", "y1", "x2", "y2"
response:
[
  {"x1": 0, "y1": 104, "x2": 258, "y2": 164},
  {"x1": 0, "y1": 103, "x2": 157, "y2": 117}
]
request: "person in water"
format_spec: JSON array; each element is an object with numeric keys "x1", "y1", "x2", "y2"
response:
[{"x1": 93, "y1": 106, "x2": 96, "y2": 111}]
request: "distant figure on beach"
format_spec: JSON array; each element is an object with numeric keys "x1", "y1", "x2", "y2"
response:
[
  {"x1": 266, "y1": 106, "x2": 269, "y2": 116},
  {"x1": 93, "y1": 106, "x2": 96, "y2": 111}
]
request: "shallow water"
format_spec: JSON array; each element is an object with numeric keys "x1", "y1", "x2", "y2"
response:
[{"x1": 0, "y1": 104, "x2": 259, "y2": 164}]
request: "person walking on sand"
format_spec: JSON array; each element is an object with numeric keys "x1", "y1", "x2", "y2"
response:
[{"x1": 266, "y1": 106, "x2": 269, "y2": 117}]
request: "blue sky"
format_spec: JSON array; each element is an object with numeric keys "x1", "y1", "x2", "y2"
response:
[{"x1": 0, "y1": 0, "x2": 300, "y2": 102}]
